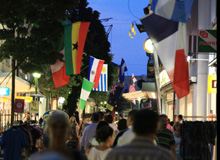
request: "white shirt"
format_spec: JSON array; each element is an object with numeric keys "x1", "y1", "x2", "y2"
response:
[
  {"x1": 88, "y1": 147, "x2": 112, "y2": 160},
  {"x1": 109, "y1": 123, "x2": 118, "y2": 133},
  {"x1": 173, "y1": 133, "x2": 181, "y2": 152},
  {"x1": 117, "y1": 126, "x2": 135, "y2": 146},
  {"x1": 80, "y1": 123, "x2": 97, "y2": 150}
]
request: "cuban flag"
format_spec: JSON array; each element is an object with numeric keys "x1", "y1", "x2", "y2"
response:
[
  {"x1": 151, "y1": 0, "x2": 194, "y2": 22},
  {"x1": 93, "y1": 64, "x2": 108, "y2": 92},
  {"x1": 88, "y1": 56, "x2": 104, "y2": 88},
  {"x1": 140, "y1": 13, "x2": 189, "y2": 99}
]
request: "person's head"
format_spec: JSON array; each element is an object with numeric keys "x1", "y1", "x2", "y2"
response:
[
  {"x1": 39, "y1": 118, "x2": 43, "y2": 125},
  {"x1": 91, "y1": 112, "x2": 100, "y2": 123},
  {"x1": 69, "y1": 116, "x2": 77, "y2": 125},
  {"x1": 133, "y1": 109, "x2": 159, "y2": 139},
  {"x1": 45, "y1": 111, "x2": 70, "y2": 147},
  {"x1": 97, "y1": 121, "x2": 109, "y2": 131},
  {"x1": 173, "y1": 121, "x2": 181, "y2": 132},
  {"x1": 26, "y1": 111, "x2": 30, "y2": 116},
  {"x1": 167, "y1": 118, "x2": 170, "y2": 124},
  {"x1": 104, "y1": 114, "x2": 113, "y2": 124},
  {"x1": 74, "y1": 111, "x2": 79, "y2": 116},
  {"x1": 98, "y1": 111, "x2": 104, "y2": 121},
  {"x1": 178, "y1": 115, "x2": 183, "y2": 121},
  {"x1": 95, "y1": 126, "x2": 114, "y2": 146},
  {"x1": 159, "y1": 114, "x2": 168, "y2": 130},
  {"x1": 118, "y1": 118, "x2": 127, "y2": 131},
  {"x1": 127, "y1": 109, "x2": 138, "y2": 127},
  {"x1": 174, "y1": 115, "x2": 178, "y2": 122}
]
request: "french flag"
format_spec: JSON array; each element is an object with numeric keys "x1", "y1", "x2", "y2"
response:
[
  {"x1": 140, "y1": 13, "x2": 189, "y2": 99},
  {"x1": 88, "y1": 56, "x2": 104, "y2": 88}
]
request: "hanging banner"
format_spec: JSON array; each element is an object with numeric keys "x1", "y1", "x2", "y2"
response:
[
  {"x1": 16, "y1": 96, "x2": 33, "y2": 103},
  {"x1": 14, "y1": 99, "x2": 24, "y2": 113},
  {"x1": 198, "y1": 30, "x2": 217, "y2": 52},
  {"x1": 30, "y1": 101, "x2": 39, "y2": 113},
  {"x1": 207, "y1": 75, "x2": 217, "y2": 93}
]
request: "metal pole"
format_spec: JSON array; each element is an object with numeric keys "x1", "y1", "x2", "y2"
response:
[
  {"x1": 35, "y1": 77, "x2": 38, "y2": 122},
  {"x1": 10, "y1": 58, "x2": 15, "y2": 127},
  {"x1": 173, "y1": 91, "x2": 175, "y2": 121},
  {"x1": 153, "y1": 51, "x2": 162, "y2": 114}
]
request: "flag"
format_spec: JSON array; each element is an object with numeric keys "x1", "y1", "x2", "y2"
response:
[
  {"x1": 151, "y1": 0, "x2": 194, "y2": 22},
  {"x1": 129, "y1": 83, "x2": 136, "y2": 93},
  {"x1": 51, "y1": 49, "x2": 70, "y2": 88},
  {"x1": 88, "y1": 56, "x2": 104, "y2": 88},
  {"x1": 93, "y1": 64, "x2": 108, "y2": 92},
  {"x1": 118, "y1": 58, "x2": 128, "y2": 84},
  {"x1": 140, "y1": 13, "x2": 189, "y2": 98},
  {"x1": 131, "y1": 73, "x2": 137, "y2": 83},
  {"x1": 64, "y1": 21, "x2": 90, "y2": 75},
  {"x1": 106, "y1": 85, "x2": 123, "y2": 111},
  {"x1": 79, "y1": 78, "x2": 94, "y2": 110}
]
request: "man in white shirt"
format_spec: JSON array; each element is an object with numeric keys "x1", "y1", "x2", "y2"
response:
[
  {"x1": 117, "y1": 109, "x2": 138, "y2": 146},
  {"x1": 80, "y1": 112, "x2": 100, "y2": 151}
]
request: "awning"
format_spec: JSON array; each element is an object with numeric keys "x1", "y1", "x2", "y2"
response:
[
  {"x1": 122, "y1": 90, "x2": 156, "y2": 101},
  {"x1": 0, "y1": 73, "x2": 36, "y2": 98}
]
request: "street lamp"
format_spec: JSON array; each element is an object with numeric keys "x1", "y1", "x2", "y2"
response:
[
  {"x1": 143, "y1": 38, "x2": 154, "y2": 53},
  {"x1": 137, "y1": 97, "x2": 141, "y2": 110},
  {"x1": 33, "y1": 72, "x2": 41, "y2": 121}
]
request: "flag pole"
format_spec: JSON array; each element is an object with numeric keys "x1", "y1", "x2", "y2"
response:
[{"x1": 153, "y1": 50, "x2": 162, "y2": 114}]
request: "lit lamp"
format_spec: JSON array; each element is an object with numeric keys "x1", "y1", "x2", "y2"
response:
[
  {"x1": 33, "y1": 73, "x2": 41, "y2": 100},
  {"x1": 137, "y1": 97, "x2": 141, "y2": 110},
  {"x1": 143, "y1": 38, "x2": 154, "y2": 53}
]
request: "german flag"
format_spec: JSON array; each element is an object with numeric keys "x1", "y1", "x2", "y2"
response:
[{"x1": 64, "y1": 21, "x2": 90, "y2": 75}]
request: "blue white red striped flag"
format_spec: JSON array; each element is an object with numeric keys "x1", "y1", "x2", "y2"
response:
[
  {"x1": 93, "y1": 64, "x2": 108, "y2": 92},
  {"x1": 151, "y1": 0, "x2": 194, "y2": 22},
  {"x1": 88, "y1": 56, "x2": 104, "y2": 88}
]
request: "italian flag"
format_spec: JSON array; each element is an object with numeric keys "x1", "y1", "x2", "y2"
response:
[
  {"x1": 79, "y1": 78, "x2": 94, "y2": 110},
  {"x1": 64, "y1": 21, "x2": 90, "y2": 75}
]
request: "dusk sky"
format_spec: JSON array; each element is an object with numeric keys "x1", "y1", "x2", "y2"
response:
[{"x1": 88, "y1": 0, "x2": 150, "y2": 76}]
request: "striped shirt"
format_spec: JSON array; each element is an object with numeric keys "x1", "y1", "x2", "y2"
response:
[
  {"x1": 156, "y1": 128, "x2": 175, "y2": 150},
  {"x1": 105, "y1": 137, "x2": 175, "y2": 160}
]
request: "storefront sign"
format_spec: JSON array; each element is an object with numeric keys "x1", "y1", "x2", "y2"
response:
[
  {"x1": 159, "y1": 70, "x2": 170, "y2": 88},
  {"x1": 207, "y1": 75, "x2": 217, "y2": 93},
  {"x1": 0, "y1": 87, "x2": 10, "y2": 96},
  {"x1": 16, "y1": 96, "x2": 33, "y2": 103},
  {"x1": 14, "y1": 99, "x2": 24, "y2": 113},
  {"x1": 198, "y1": 30, "x2": 217, "y2": 52},
  {"x1": 30, "y1": 101, "x2": 39, "y2": 113}
]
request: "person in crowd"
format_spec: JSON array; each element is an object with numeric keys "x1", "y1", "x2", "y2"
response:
[
  {"x1": 178, "y1": 115, "x2": 183, "y2": 124},
  {"x1": 104, "y1": 115, "x2": 118, "y2": 135},
  {"x1": 87, "y1": 121, "x2": 109, "y2": 148},
  {"x1": 157, "y1": 114, "x2": 176, "y2": 158},
  {"x1": 112, "y1": 119, "x2": 128, "y2": 147},
  {"x1": 39, "y1": 118, "x2": 43, "y2": 128},
  {"x1": 117, "y1": 118, "x2": 127, "y2": 131},
  {"x1": 30, "y1": 110, "x2": 87, "y2": 160},
  {"x1": 86, "y1": 126, "x2": 114, "y2": 160},
  {"x1": 68, "y1": 116, "x2": 79, "y2": 149},
  {"x1": 116, "y1": 109, "x2": 138, "y2": 146},
  {"x1": 24, "y1": 111, "x2": 31, "y2": 122},
  {"x1": 69, "y1": 116, "x2": 79, "y2": 137},
  {"x1": 98, "y1": 111, "x2": 105, "y2": 121},
  {"x1": 167, "y1": 118, "x2": 174, "y2": 132},
  {"x1": 80, "y1": 112, "x2": 100, "y2": 152},
  {"x1": 170, "y1": 115, "x2": 178, "y2": 126},
  {"x1": 105, "y1": 109, "x2": 175, "y2": 160},
  {"x1": 79, "y1": 114, "x2": 90, "y2": 137},
  {"x1": 173, "y1": 121, "x2": 182, "y2": 160},
  {"x1": 73, "y1": 111, "x2": 80, "y2": 125}
]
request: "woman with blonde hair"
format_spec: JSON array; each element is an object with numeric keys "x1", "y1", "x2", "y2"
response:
[
  {"x1": 173, "y1": 121, "x2": 182, "y2": 160},
  {"x1": 30, "y1": 110, "x2": 87, "y2": 160}
]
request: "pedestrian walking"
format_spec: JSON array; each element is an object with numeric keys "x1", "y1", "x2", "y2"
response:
[
  {"x1": 157, "y1": 114, "x2": 176, "y2": 158},
  {"x1": 86, "y1": 126, "x2": 114, "y2": 160},
  {"x1": 80, "y1": 112, "x2": 100, "y2": 152},
  {"x1": 173, "y1": 121, "x2": 182, "y2": 160},
  {"x1": 167, "y1": 118, "x2": 174, "y2": 132},
  {"x1": 105, "y1": 109, "x2": 175, "y2": 160},
  {"x1": 116, "y1": 109, "x2": 138, "y2": 146},
  {"x1": 104, "y1": 114, "x2": 118, "y2": 135}
]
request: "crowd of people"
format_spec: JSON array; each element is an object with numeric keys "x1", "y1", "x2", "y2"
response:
[{"x1": 0, "y1": 108, "x2": 185, "y2": 160}]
